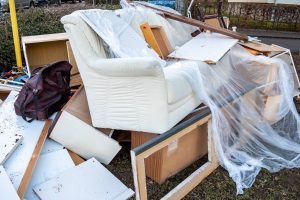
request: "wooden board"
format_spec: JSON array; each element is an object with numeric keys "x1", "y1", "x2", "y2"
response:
[
  {"x1": 33, "y1": 158, "x2": 134, "y2": 200},
  {"x1": 140, "y1": 23, "x2": 173, "y2": 59},
  {"x1": 17, "y1": 120, "x2": 52, "y2": 199},
  {"x1": 24, "y1": 149, "x2": 75, "y2": 200},
  {"x1": 239, "y1": 41, "x2": 285, "y2": 53},
  {"x1": 133, "y1": 1, "x2": 248, "y2": 41},
  {"x1": 0, "y1": 166, "x2": 20, "y2": 200},
  {"x1": 2, "y1": 92, "x2": 47, "y2": 190},
  {"x1": 131, "y1": 115, "x2": 219, "y2": 200},
  {"x1": 0, "y1": 134, "x2": 23, "y2": 165},
  {"x1": 66, "y1": 41, "x2": 79, "y2": 76},
  {"x1": 168, "y1": 33, "x2": 238, "y2": 63}
]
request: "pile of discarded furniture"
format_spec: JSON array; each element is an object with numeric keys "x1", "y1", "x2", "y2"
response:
[{"x1": 1, "y1": 1, "x2": 300, "y2": 200}]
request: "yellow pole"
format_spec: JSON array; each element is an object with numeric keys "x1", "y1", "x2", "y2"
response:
[{"x1": 8, "y1": 0, "x2": 22, "y2": 67}]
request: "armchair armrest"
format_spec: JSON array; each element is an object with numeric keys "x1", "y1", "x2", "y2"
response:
[{"x1": 87, "y1": 57, "x2": 164, "y2": 77}]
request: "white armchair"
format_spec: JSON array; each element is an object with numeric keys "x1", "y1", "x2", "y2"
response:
[{"x1": 61, "y1": 11, "x2": 202, "y2": 134}]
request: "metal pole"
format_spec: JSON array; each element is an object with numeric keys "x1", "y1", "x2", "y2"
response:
[{"x1": 8, "y1": 0, "x2": 22, "y2": 67}]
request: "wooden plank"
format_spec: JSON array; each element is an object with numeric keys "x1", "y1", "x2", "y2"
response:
[
  {"x1": 67, "y1": 150, "x2": 85, "y2": 166},
  {"x1": 33, "y1": 158, "x2": 134, "y2": 200},
  {"x1": 17, "y1": 120, "x2": 52, "y2": 199},
  {"x1": 140, "y1": 23, "x2": 164, "y2": 58},
  {"x1": 239, "y1": 41, "x2": 285, "y2": 53},
  {"x1": 132, "y1": 1, "x2": 248, "y2": 41},
  {"x1": 22, "y1": 33, "x2": 68, "y2": 44},
  {"x1": 66, "y1": 41, "x2": 79, "y2": 75},
  {"x1": 0, "y1": 166, "x2": 20, "y2": 200}
]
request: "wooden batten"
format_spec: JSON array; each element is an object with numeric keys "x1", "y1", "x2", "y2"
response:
[{"x1": 140, "y1": 23, "x2": 173, "y2": 59}]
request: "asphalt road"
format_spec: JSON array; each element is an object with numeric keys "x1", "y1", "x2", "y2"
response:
[{"x1": 240, "y1": 29, "x2": 300, "y2": 53}]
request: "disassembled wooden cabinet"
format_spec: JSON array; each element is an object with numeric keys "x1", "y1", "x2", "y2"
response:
[
  {"x1": 131, "y1": 110, "x2": 218, "y2": 200},
  {"x1": 131, "y1": 121, "x2": 208, "y2": 184},
  {"x1": 33, "y1": 158, "x2": 134, "y2": 200},
  {"x1": 140, "y1": 22, "x2": 173, "y2": 59},
  {"x1": 50, "y1": 86, "x2": 121, "y2": 165},
  {"x1": 22, "y1": 33, "x2": 69, "y2": 76}
]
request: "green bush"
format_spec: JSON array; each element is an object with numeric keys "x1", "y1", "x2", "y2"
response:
[{"x1": 0, "y1": 4, "x2": 119, "y2": 71}]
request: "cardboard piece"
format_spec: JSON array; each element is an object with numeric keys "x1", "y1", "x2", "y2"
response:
[
  {"x1": 50, "y1": 87, "x2": 121, "y2": 165},
  {"x1": 168, "y1": 32, "x2": 238, "y2": 63},
  {"x1": 2, "y1": 92, "x2": 46, "y2": 190},
  {"x1": 33, "y1": 158, "x2": 134, "y2": 200},
  {"x1": 0, "y1": 134, "x2": 23, "y2": 165},
  {"x1": 22, "y1": 33, "x2": 69, "y2": 76},
  {"x1": 24, "y1": 149, "x2": 75, "y2": 200},
  {"x1": 0, "y1": 166, "x2": 20, "y2": 200}
]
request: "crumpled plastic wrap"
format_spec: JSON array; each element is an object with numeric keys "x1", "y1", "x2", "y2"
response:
[{"x1": 77, "y1": 1, "x2": 300, "y2": 194}]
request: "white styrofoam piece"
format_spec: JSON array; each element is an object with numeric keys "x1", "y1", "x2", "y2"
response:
[
  {"x1": 0, "y1": 134, "x2": 23, "y2": 165},
  {"x1": 25, "y1": 149, "x2": 75, "y2": 200},
  {"x1": 0, "y1": 166, "x2": 20, "y2": 200},
  {"x1": 168, "y1": 32, "x2": 238, "y2": 63},
  {"x1": 50, "y1": 111, "x2": 122, "y2": 165},
  {"x1": 34, "y1": 158, "x2": 134, "y2": 200},
  {"x1": 2, "y1": 91, "x2": 47, "y2": 190},
  {"x1": 41, "y1": 139, "x2": 64, "y2": 155}
]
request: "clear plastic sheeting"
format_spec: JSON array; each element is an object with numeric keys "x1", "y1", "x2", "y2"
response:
[
  {"x1": 196, "y1": 45, "x2": 300, "y2": 194},
  {"x1": 76, "y1": 2, "x2": 300, "y2": 194}
]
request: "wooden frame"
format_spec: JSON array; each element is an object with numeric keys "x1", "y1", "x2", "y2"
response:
[{"x1": 131, "y1": 109, "x2": 219, "y2": 200}]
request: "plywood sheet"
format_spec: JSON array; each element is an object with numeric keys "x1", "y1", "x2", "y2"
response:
[
  {"x1": 168, "y1": 32, "x2": 238, "y2": 63},
  {"x1": 25, "y1": 149, "x2": 75, "y2": 200},
  {"x1": 0, "y1": 134, "x2": 23, "y2": 165},
  {"x1": 34, "y1": 158, "x2": 134, "y2": 200},
  {"x1": 2, "y1": 92, "x2": 47, "y2": 190},
  {"x1": 0, "y1": 166, "x2": 20, "y2": 200},
  {"x1": 50, "y1": 111, "x2": 121, "y2": 165},
  {"x1": 239, "y1": 41, "x2": 285, "y2": 53}
]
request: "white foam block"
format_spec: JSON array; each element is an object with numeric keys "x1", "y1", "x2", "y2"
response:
[
  {"x1": 25, "y1": 149, "x2": 75, "y2": 200},
  {"x1": 2, "y1": 92, "x2": 47, "y2": 190},
  {"x1": 0, "y1": 134, "x2": 23, "y2": 165},
  {"x1": 34, "y1": 158, "x2": 134, "y2": 200},
  {"x1": 0, "y1": 166, "x2": 20, "y2": 200},
  {"x1": 168, "y1": 33, "x2": 238, "y2": 63},
  {"x1": 50, "y1": 111, "x2": 121, "y2": 165},
  {"x1": 41, "y1": 139, "x2": 64, "y2": 155}
]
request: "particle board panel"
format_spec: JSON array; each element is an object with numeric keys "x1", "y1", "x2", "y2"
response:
[
  {"x1": 0, "y1": 134, "x2": 23, "y2": 165},
  {"x1": 0, "y1": 166, "x2": 20, "y2": 200},
  {"x1": 2, "y1": 92, "x2": 48, "y2": 190},
  {"x1": 168, "y1": 32, "x2": 238, "y2": 63},
  {"x1": 33, "y1": 158, "x2": 134, "y2": 200},
  {"x1": 41, "y1": 139, "x2": 64, "y2": 155},
  {"x1": 24, "y1": 149, "x2": 75, "y2": 200}
]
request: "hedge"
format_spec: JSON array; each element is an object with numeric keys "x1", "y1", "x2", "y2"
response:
[{"x1": 0, "y1": 4, "x2": 119, "y2": 71}]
